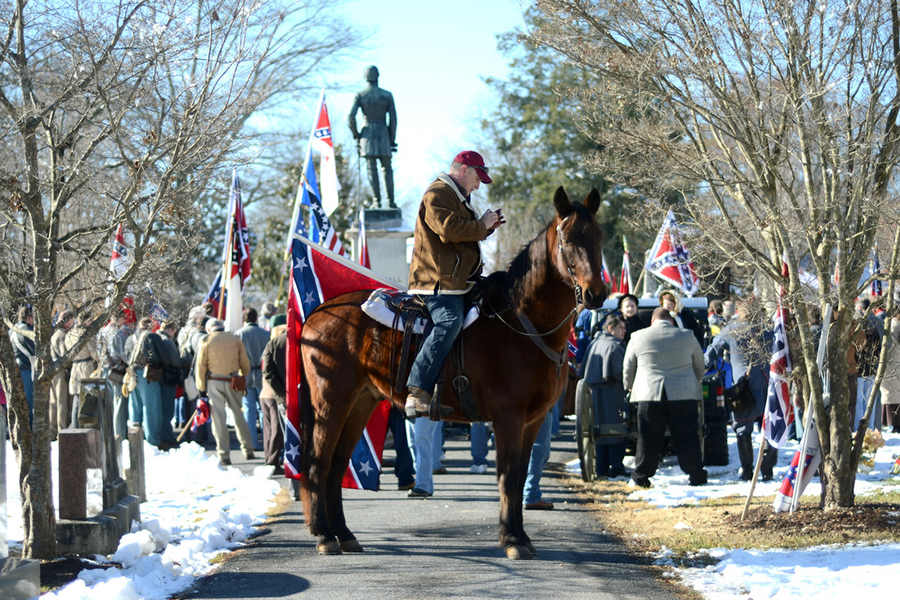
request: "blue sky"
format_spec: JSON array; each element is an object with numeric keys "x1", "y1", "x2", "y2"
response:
[{"x1": 320, "y1": 0, "x2": 528, "y2": 211}]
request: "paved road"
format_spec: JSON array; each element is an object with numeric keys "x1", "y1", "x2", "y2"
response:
[{"x1": 179, "y1": 421, "x2": 674, "y2": 600}]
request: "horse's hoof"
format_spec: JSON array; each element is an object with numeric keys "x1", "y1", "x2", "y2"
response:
[
  {"x1": 316, "y1": 539, "x2": 342, "y2": 555},
  {"x1": 525, "y1": 541, "x2": 538, "y2": 555},
  {"x1": 340, "y1": 538, "x2": 363, "y2": 553},
  {"x1": 505, "y1": 545, "x2": 533, "y2": 560}
]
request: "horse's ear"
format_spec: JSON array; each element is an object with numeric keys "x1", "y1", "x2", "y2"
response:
[
  {"x1": 583, "y1": 188, "x2": 601, "y2": 215},
  {"x1": 553, "y1": 186, "x2": 573, "y2": 217}
]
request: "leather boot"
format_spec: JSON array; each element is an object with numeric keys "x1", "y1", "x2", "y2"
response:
[
  {"x1": 761, "y1": 445, "x2": 778, "y2": 481},
  {"x1": 736, "y1": 435, "x2": 754, "y2": 480}
]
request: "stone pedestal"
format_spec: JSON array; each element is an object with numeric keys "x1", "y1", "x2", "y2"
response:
[
  {"x1": 56, "y1": 421, "x2": 142, "y2": 556},
  {"x1": 351, "y1": 208, "x2": 413, "y2": 289},
  {"x1": 125, "y1": 426, "x2": 146, "y2": 503}
]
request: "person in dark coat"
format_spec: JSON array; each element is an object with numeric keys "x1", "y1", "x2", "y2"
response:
[
  {"x1": 705, "y1": 301, "x2": 778, "y2": 480},
  {"x1": 579, "y1": 315, "x2": 630, "y2": 478},
  {"x1": 261, "y1": 325, "x2": 287, "y2": 474}
]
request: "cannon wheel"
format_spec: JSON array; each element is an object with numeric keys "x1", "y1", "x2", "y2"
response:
[{"x1": 575, "y1": 379, "x2": 596, "y2": 482}]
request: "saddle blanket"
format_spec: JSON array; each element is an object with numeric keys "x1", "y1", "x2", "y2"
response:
[{"x1": 361, "y1": 288, "x2": 480, "y2": 334}]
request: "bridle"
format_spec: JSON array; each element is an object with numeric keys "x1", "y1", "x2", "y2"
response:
[
  {"x1": 483, "y1": 217, "x2": 585, "y2": 373},
  {"x1": 556, "y1": 219, "x2": 585, "y2": 307}
]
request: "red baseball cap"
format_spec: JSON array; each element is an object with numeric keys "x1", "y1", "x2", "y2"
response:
[{"x1": 454, "y1": 150, "x2": 493, "y2": 184}]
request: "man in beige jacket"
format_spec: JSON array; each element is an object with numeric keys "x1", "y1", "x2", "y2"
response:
[
  {"x1": 195, "y1": 318, "x2": 255, "y2": 466},
  {"x1": 50, "y1": 309, "x2": 74, "y2": 437},
  {"x1": 405, "y1": 150, "x2": 504, "y2": 417}
]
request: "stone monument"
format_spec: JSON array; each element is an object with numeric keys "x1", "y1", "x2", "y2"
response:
[
  {"x1": 348, "y1": 65, "x2": 397, "y2": 209},
  {"x1": 56, "y1": 378, "x2": 141, "y2": 556}
]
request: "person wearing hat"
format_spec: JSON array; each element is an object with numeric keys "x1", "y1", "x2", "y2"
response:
[
  {"x1": 403, "y1": 151, "x2": 504, "y2": 497},
  {"x1": 405, "y1": 150, "x2": 504, "y2": 421}
]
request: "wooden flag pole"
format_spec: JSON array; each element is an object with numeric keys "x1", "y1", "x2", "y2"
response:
[
  {"x1": 740, "y1": 435, "x2": 767, "y2": 521},
  {"x1": 177, "y1": 409, "x2": 198, "y2": 443}
]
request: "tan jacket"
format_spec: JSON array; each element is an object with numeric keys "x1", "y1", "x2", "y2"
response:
[
  {"x1": 195, "y1": 329, "x2": 250, "y2": 392},
  {"x1": 623, "y1": 320, "x2": 705, "y2": 402},
  {"x1": 66, "y1": 326, "x2": 98, "y2": 395},
  {"x1": 408, "y1": 174, "x2": 489, "y2": 294}
]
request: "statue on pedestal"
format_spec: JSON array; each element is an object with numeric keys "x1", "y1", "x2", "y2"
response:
[{"x1": 348, "y1": 65, "x2": 397, "y2": 209}]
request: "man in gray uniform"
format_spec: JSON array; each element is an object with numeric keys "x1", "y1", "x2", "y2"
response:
[{"x1": 348, "y1": 65, "x2": 397, "y2": 208}]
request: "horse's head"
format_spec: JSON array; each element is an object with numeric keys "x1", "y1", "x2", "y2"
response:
[{"x1": 551, "y1": 186, "x2": 608, "y2": 309}]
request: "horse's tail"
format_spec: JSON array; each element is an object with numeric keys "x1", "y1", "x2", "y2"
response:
[
  {"x1": 297, "y1": 365, "x2": 314, "y2": 519},
  {"x1": 299, "y1": 366, "x2": 314, "y2": 478}
]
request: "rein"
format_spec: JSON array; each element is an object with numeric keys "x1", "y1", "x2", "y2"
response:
[{"x1": 483, "y1": 218, "x2": 581, "y2": 373}]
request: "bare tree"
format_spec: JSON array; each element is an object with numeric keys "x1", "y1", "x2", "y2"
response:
[
  {"x1": 0, "y1": 0, "x2": 360, "y2": 558},
  {"x1": 529, "y1": 0, "x2": 900, "y2": 508}
]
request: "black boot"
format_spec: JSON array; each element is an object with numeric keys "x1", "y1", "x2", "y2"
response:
[
  {"x1": 761, "y1": 446, "x2": 778, "y2": 481},
  {"x1": 736, "y1": 435, "x2": 754, "y2": 481}
]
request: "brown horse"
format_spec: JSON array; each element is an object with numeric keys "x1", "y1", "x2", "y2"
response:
[{"x1": 298, "y1": 186, "x2": 607, "y2": 559}]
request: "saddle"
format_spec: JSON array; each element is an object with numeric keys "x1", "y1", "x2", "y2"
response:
[{"x1": 361, "y1": 288, "x2": 485, "y2": 421}]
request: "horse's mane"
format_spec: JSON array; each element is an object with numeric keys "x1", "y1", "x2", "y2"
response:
[{"x1": 503, "y1": 203, "x2": 592, "y2": 304}]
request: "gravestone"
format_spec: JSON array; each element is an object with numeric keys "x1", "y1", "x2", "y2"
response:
[
  {"x1": 55, "y1": 379, "x2": 141, "y2": 556},
  {"x1": 58, "y1": 429, "x2": 104, "y2": 520},
  {"x1": 0, "y1": 414, "x2": 41, "y2": 599}
]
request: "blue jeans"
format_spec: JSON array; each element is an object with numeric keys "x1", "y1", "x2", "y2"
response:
[
  {"x1": 129, "y1": 371, "x2": 143, "y2": 425},
  {"x1": 523, "y1": 412, "x2": 553, "y2": 504},
  {"x1": 389, "y1": 407, "x2": 415, "y2": 486},
  {"x1": 409, "y1": 417, "x2": 440, "y2": 494},
  {"x1": 242, "y1": 387, "x2": 262, "y2": 449},
  {"x1": 471, "y1": 422, "x2": 488, "y2": 466},
  {"x1": 134, "y1": 371, "x2": 162, "y2": 447},
  {"x1": 408, "y1": 294, "x2": 464, "y2": 393},
  {"x1": 160, "y1": 383, "x2": 177, "y2": 443},
  {"x1": 20, "y1": 368, "x2": 33, "y2": 427}
]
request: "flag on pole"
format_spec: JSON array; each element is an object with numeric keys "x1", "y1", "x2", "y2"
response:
[
  {"x1": 298, "y1": 140, "x2": 345, "y2": 257},
  {"x1": 310, "y1": 91, "x2": 341, "y2": 216},
  {"x1": 220, "y1": 170, "x2": 251, "y2": 332},
  {"x1": 773, "y1": 428, "x2": 822, "y2": 512},
  {"x1": 110, "y1": 223, "x2": 129, "y2": 279},
  {"x1": 203, "y1": 272, "x2": 224, "y2": 319},
  {"x1": 109, "y1": 223, "x2": 136, "y2": 324},
  {"x1": 358, "y1": 209, "x2": 371, "y2": 269},
  {"x1": 601, "y1": 253, "x2": 616, "y2": 295},
  {"x1": 620, "y1": 237, "x2": 633, "y2": 296},
  {"x1": 645, "y1": 211, "x2": 701, "y2": 296},
  {"x1": 763, "y1": 254, "x2": 794, "y2": 449},
  {"x1": 871, "y1": 246, "x2": 883, "y2": 297},
  {"x1": 147, "y1": 287, "x2": 169, "y2": 328},
  {"x1": 285, "y1": 233, "x2": 398, "y2": 489}
]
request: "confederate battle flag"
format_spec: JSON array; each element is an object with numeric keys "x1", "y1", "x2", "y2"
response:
[{"x1": 284, "y1": 233, "x2": 396, "y2": 490}]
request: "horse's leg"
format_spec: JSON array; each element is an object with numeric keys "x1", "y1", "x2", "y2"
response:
[
  {"x1": 324, "y1": 392, "x2": 380, "y2": 553},
  {"x1": 516, "y1": 416, "x2": 545, "y2": 556},
  {"x1": 493, "y1": 414, "x2": 541, "y2": 559},
  {"x1": 306, "y1": 427, "x2": 342, "y2": 554},
  {"x1": 304, "y1": 374, "x2": 360, "y2": 555}
]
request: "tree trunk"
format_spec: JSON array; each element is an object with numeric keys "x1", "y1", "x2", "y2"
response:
[
  {"x1": 23, "y1": 374, "x2": 57, "y2": 558},
  {"x1": 819, "y1": 318, "x2": 857, "y2": 509}
]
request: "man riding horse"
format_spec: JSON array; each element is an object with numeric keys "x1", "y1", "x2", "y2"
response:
[{"x1": 405, "y1": 150, "x2": 506, "y2": 417}]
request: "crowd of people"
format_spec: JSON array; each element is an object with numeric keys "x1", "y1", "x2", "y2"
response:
[
  {"x1": 6, "y1": 300, "x2": 291, "y2": 474},
  {"x1": 574, "y1": 287, "x2": 900, "y2": 489}
]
